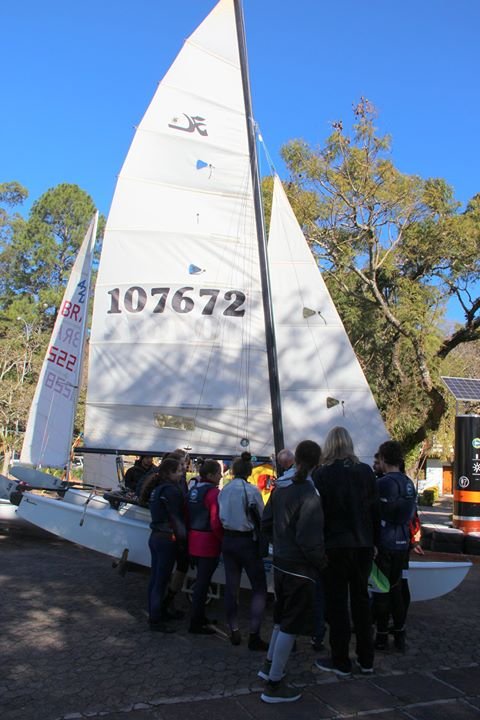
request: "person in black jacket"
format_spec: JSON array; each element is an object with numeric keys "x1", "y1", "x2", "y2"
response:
[
  {"x1": 140, "y1": 457, "x2": 187, "y2": 633},
  {"x1": 124, "y1": 455, "x2": 158, "y2": 495},
  {"x1": 373, "y1": 440, "x2": 416, "y2": 652},
  {"x1": 313, "y1": 426, "x2": 380, "y2": 677},
  {"x1": 260, "y1": 440, "x2": 325, "y2": 704}
]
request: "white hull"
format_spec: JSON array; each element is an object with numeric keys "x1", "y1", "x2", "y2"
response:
[
  {"x1": 0, "y1": 497, "x2": 54, "y2": 538},
  {"x1": 16, "y1": 489, "x2": 471, "y2": 601},
  {"x1": 0, "y1": 498, "x2": 20, "y2": 525},
  {"x1": 406, "y1": 561, "x2": 471, "y2": 602},
  {"x1": 17, "y1": 490, "x2": 152, "y2": 565}
]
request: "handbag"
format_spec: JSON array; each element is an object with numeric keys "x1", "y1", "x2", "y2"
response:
[{"x1": 242, "y1": 481, "x2": 269, "y2": 558}]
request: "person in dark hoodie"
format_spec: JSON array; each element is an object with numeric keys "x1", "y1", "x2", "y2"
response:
[
  {"x1": 140, "y1": 457, "x2": 187, "y2": 633},
  {"x1": 373, "y1": 440, "x2": 416, "y2": 653},
  {"x1": 313, "y1": 426, "x2": 380, "y2": 677},
  {"x1": 124, "y1": 455, "x2": 158, "y2": 495},
  {"x1": 260, "y1": 440, "x2": 325, "y2": 704}
]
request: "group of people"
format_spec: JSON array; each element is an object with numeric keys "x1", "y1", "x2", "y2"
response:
[
  {"x1": 125, "y1": 449, "x2": 270, "y2": 650},
  {"x1": 259, "y1": 428, "x2": 417, "y2": 703},
  {"x1": 128, "y1": 429, "x2": 418, "y2": 705}
]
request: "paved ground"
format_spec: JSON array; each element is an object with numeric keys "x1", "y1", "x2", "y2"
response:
[{"x1": 1, "y1": 500, "x2": 479, "y2": 720}]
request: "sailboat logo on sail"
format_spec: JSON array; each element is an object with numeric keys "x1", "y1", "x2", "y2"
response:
[{"x1": 168, "y1": 114, "x2": 208, "y2": 136}]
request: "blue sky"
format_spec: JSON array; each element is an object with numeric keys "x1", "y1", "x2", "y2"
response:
[{"x1": 2, "y1": 0, "x2": 479, "y2": 319}]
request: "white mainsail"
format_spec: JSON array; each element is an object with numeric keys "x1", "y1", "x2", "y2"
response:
[
  {"x1": 268, "y1": 176, "x2": 388, "y2": 462},
  {"x1": 84, "y1": 0, "x2": 273, "y2": 457},
  {"x1": 20, "y1": 214, "x2": 98, "y2": 468}
]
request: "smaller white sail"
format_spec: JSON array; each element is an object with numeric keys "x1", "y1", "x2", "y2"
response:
[
  {"x1": 20, "y1": 214, "x2": 98, "y2": 468},
  {"x1": 268, "y1": 176, "x2": 388, "y2": 462}
]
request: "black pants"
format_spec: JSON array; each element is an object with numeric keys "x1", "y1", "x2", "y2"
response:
[
  {"x1": 190, "y1": 555, "x2": 219, "y2": 625},
  {"x1": 324, "y1": 547, "x2": 374, "y2": 671},
  {"x1": 222, "y1": 535, "x2": 267, "y2": 634},
  {"x1": 373, "y1": 549, "x2": 409, "y2": 633}
]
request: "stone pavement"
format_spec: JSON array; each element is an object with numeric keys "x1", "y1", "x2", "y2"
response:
[{"x1": 1, "y1": 521, "x2": 479, "y2": 720}]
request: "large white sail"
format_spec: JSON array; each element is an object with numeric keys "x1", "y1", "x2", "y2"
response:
[
  {"x1": 268, "y1": 176, "x2": 388, "y2": 462},
  {"x1": 20, "y1": 214, "x2": 98, "y2": 467},
  {"x1": 84, "y1": 0, "x2": 272, "y2": 457}
]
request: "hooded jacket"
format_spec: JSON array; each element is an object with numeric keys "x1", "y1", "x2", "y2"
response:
[
  {"x1": 377, "y1": 471, "x2": 416, "y2": 551},
  {"x1": 124, "y1": 459, "x2": 157, "y2": 495},
  {"x1": 149, "y1": 480, "x2": 187, "y2": 547},
  {"x1": 262, "y1": 472, "x2": 326, "y2": 580}
]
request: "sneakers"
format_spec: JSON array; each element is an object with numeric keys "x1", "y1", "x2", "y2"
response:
[
  {"x1": 314, "y1": 658, "x2": 352, "y2": 677},
  {"x1": 258, "y1": 659, "x2": 272, "y2": 681},
  {"x1": 200, "y1": 615, "x2": 218, "y2": 625},
  {"x1": 230, "y1": 629, "x2": 241, "y2": 645},
  {"x1": 311, "y1": 636, "x2": 325, "y2": 651},
  {"x1": 355, "y1": 660, "x2": 374, "y2": 675},
  {"x1": 261, "y1": 679, "x2": 302, "y2": 704},
  {"x1": 248, "y1": 633, "x2": 269, "y2": 651},
  {"x1": 257, "y1": 659, "x2": 286, "y2": 681}
]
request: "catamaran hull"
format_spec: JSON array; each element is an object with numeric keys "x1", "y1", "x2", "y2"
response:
[
  {"x1": 17, "y1": 490, "x2": 152, "y2": 565},
  {"x1": 16, "y1": 490, "x2": 471, "y2": 601},
  {"x1": 406, "y1": 561, "x2": 471, "y2": 601},
  {"x1": 0, "y1": 497, "x2": 55, "y2": 538}
]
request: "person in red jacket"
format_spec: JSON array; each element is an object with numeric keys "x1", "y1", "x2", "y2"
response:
[{"x1": 187, "y1": 459, "x2": 223, "y2": 634}]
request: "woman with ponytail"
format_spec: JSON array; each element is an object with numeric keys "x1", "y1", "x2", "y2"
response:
[{"x1": 187, "y1": 459, "x2": 223, "y2": 634}]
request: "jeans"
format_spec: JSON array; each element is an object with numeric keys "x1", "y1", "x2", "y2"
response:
[{"x1": 148, "y1": 533, "x2": 177, "y2": 623}]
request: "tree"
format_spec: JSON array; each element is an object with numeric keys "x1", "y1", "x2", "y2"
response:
[
  {"x1": 280, "y1": 99, "x2": 480, "y2": 455},
  {"x1": 0, "y1": 321, "x2": 46, "y2": 471},
  {"x1": 1, "y1": 183, "x2": 99, "y2": 320}
]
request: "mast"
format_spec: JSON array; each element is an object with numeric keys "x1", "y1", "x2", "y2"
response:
[{"x1": 233, "y1": 0, "x2": 285, "y2": 461}]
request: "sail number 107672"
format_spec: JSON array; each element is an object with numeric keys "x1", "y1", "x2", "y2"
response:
[{"x1": 107, "y1": 286, "x2": 246, "y2": 317}]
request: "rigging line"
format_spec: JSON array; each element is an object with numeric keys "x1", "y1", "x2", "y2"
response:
[{"x1": 257, "y1": 127, "x2": 278, "y2": 179}]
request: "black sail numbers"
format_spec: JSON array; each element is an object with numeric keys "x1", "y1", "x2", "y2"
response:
[{"x1": 106, "y1": 286, "x2": 246, "y2": 316}]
